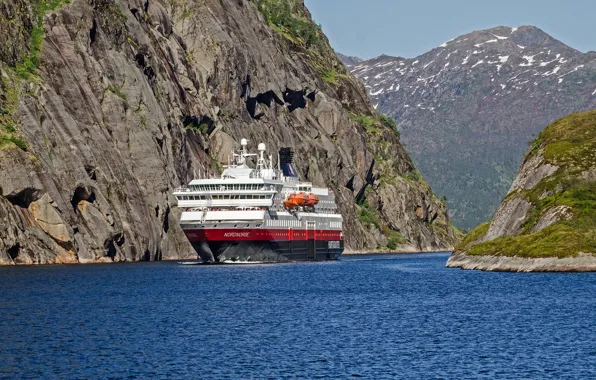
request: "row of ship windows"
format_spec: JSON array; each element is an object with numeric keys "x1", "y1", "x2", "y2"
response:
[
  {"x1": 189, "y1": 184, "x2": 274, "y2": 192},
  {"x1": 266, "y1": 220, "x2": 302, "y2": 227},
  {"x1": 178, "y1": 195, "x2": 273, "y2": 201},
  {"x1": 264, "y1": 220, "x2": 343, "y2": 228}
]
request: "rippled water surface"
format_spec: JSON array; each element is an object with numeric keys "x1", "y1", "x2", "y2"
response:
[{"x1": 1, "y1": 252, "x2": 595, "y2": 378}]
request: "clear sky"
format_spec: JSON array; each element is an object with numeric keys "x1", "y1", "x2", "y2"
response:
[{"x1": 304, "y1": 0, "x2": 596, "y2": 59}]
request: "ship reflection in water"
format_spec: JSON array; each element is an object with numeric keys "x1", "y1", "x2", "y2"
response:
[{"x1": 174, "y1": 139, "x2": 344, "y2": 262}]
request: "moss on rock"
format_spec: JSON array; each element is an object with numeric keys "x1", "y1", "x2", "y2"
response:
[{"x1": 457, "y1": 110, "x2": 596, "y2": 259}]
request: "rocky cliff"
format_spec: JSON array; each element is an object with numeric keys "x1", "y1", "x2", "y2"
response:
[
  {"x1": 447, "y1": 111, "x2": 596, "y2": 272},
  {"x1": 347, "y1": 26, "x2": 596, "y2": 229},
  {"x1": 0, "y1": 0, "x2": 458, "y2": 264}
]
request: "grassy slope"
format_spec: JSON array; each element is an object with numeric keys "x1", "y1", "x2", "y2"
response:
[{"x1": 456, "y1": 110, "x2": 596, "y2": 258}]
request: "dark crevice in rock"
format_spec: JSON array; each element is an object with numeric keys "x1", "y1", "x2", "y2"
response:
[
  {"x1": 241, "y1": 74, "x2": 251, "y2": 99},
  {"x1": 430, "y1": 211, "x2": 439, "y2": 224},
  {"x1": 156, "y1": 135, "x2": 164, "y2": 153},
  {"x1": 90, "y1": 19, "x2": 98, "y2": 45},
  {"x1": 245, "y1": 97, "x2": 257, "y2": 118},
  {"x1": 6, "y1": 188, "x2": 41, "y2": 208},
  {"x1": 163, "y1": 205, "x2": 170, "y2": 233},
  {"x1": 71, "y1": 186, "x2": 96, "y2": 210},
  {"x1": 256, "y1": 90, "x2": 284, "y2": 107},
  {"x1": 7, "y1": 243, "x2": 20, "y2": 261},
  {"x1": 355, "y1": 159, "x2": 376, "y2": 204},
  {"x1": 182, "y1": 114, "x2": 215, "y2": 135},
  {"x1": 143, "y1": 249, "x2": 151, "y2": 261},
  {"x1": 85, "y1": 166, "x2": 97, "y2": 181},
  {"x1": 283, "y1": 88, "x2": 307, "y2": 112},
  {"x1": 245, "y1": 90, "x2": 283, "y2": 119},
  {"x1": 244, "y1": 85, "x2": 310, "y2": 118},
  {"x1": 154, "y1": 205, "x2": 159, "y2": 218},
  {"x1": 104, "y1": 238, "x2": 117, "y2": 259},
  {"x1": 345, "y1": 175, "x2": 355, "y2": 191},
  {"x1": 154, "y1": 249, "x2": 162, "y2": 261},
  {"x1": 115, "y1": 232, "x2": 125, "y2": 247},
  {"x1": 134, "y1": 52, "x2": 156, "y2": 86},
  {"x1": 54, "y1": 239, "x2": 75, "y2": 253},
  {"x1": 144, "y1": 0, "x2": 149, "y2": 13}
]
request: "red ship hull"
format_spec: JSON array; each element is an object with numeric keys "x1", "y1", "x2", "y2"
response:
[
  {"x1": 184, "y1": 228, "x2": 343, "y2": 242},
  {"x1": 184, "y1": 228, "x2": 344, "y2": 262}
]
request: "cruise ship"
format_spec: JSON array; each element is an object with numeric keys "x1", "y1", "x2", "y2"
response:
[{"x1": 173, "y1": 139, "x2": 344, "y2": 262}]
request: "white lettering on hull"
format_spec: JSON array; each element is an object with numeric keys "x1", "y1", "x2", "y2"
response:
[{"x1": 223, "y1": 232, "x2": 251, "y2": 238}]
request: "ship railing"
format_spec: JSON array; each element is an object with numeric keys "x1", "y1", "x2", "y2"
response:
[{"x1": 174, "y1": 187, "x2": 192, "y2": 193}]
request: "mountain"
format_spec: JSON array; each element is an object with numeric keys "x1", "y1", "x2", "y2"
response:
[
  {"x1": 349, "y1": 26, "x2": 596, "y2": 229},
  {"x1": 0, "y1": 0, "x2": 457, "y2": 264},
  {"x1": 336, "y1": 52, "x2": 363, "y2": 66},
  {"x1": 447, "y1": 111, "x2": 596, "y2": 271}
]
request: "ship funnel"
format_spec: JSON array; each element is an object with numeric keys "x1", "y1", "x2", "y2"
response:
[{"x1": 279, "y1": 147, "x2": 298, "y2": 177}]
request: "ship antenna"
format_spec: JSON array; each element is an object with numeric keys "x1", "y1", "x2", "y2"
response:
[{"x1": 257, "y1": 143, "x2": 267, "y2": 176}]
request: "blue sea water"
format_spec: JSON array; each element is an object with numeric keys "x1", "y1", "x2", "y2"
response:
[{"x1": 0, "y1": 252, "x2": 595, "y2": 379}]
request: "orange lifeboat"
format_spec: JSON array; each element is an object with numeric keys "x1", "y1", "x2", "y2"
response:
[
  {"x1": 283, "y1": 199, "x2": 298, "y2": 208},
  {"x1": 283, "y1": 192, "x2": 309, "y2": 209},
  {"x1": 306, "y1": 193, "x2": 319, "y2": 207}
]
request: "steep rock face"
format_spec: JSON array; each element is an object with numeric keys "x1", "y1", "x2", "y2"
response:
[
  {"x1": 447, "y1": 111, "x2": 596, "y2": 272},
  {"x1": 348, "y1": 26, "x2": 596, "y2": 229},
  {"x1": 0, "y1": 0, "x2": 458, "y2": 265}
]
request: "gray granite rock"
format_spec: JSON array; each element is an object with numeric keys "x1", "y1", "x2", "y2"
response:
[{"x1": 0, "y1": 0, "x2": 457, "y2": 264}]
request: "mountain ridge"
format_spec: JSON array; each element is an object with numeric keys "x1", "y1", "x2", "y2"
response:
[
  {"x1": 336, "y1": 52, "x2": 363, "y2": 66},
  {"x1": 349, "y1": 25, "x2": 596, "y2": 228}
]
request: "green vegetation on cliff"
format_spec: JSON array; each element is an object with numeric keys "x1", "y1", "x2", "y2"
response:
[
  {"x1": 255, "y1": 0, "x2": 324, "y2": 52},
  {"x1": 254, "y1": 0, "x2": 357, "y2": 92},
  {"x1": 0, "y1": 72, "x2": 27, "y2": 151},
  {"x1": 458, "y1": 111, "x2": 596, "y2": 258},
  {"x1": 17, "y1": 0, "x2": 71, "y2": 79},
  {"x1": 1, "y1": 0, "x2": 71, "y2": 151}
]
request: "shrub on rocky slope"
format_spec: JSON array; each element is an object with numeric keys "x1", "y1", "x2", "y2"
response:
[{"x1": 450, "y1": 110, "x2": 596, "y2": 268}]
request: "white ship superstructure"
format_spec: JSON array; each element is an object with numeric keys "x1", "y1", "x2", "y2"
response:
[{"x1": 174, "y1": 139, "x2": 344, "y2": 262}]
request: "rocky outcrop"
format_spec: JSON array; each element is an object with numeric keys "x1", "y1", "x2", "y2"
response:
[
  {"x1": 0, "y1": 0, "x2": 458, "y2": 264},
  {"x1": 480, "y1": 196, "x2": 533, "y2": 242},
  {"x1": 447, "y1": 252, "x2": 596, "y2": 272},
  {"x1": 447, "y1": 111, "x2": 596, "y2": 272},
  {"x1": 349, "y1": 26, "x2": 596, "y2": 229}
]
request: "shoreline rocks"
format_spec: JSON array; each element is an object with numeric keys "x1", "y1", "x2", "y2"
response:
[{"x1": 446, "y1": 252, "x2": 596, "y2": 272}]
